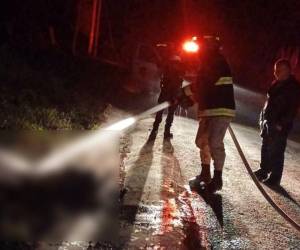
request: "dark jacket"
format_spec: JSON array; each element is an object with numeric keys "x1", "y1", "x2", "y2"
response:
[
  {"x1": 195, "y1": 51, "x2": 235, "y2": 117},
  {"x1": 260, "y1": 75, "x2": 300, "y2": 135},
  {"x1": 158, "y1": 64, "x2": 183, "y2": 103}
]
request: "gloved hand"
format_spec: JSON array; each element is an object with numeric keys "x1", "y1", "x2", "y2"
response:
[
  {"x1": 179, "y1": 95, "x2": 194, "y2": 109},
  {"x1": 169, "y1": 97, "x2": 179, "y2": 107},
  {"x1": 176, "y1": 88, "x2": 195, "y2": 109}
]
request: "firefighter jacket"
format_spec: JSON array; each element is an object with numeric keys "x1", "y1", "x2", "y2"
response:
[
  {"x1": 195, "y1": 51, "x2": 236, "y2": 118},
  {"x1": 260, "y1": 75, "x2": 300, "y2": 135}
]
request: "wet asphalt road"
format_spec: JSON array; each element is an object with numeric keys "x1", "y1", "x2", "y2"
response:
[
  {"x1": 119, "y1": 116, "x2": 300, "y2": 249},
  {"x1": 1, "y1": 86, "x2": 300, "y2": 249}
]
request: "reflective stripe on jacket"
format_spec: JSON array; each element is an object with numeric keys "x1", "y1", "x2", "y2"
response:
[
  {"x1": 195, "y1": 51, "x2": 236, "y2": 118},
  {"x1": 198, "y1": 107, "x2": 235, "y2": 117},
  {"x1": 215, "y1": 76, "x2": 233, "y2": 86}
]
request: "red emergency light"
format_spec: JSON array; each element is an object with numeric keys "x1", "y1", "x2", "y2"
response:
[{"x1": 182, "y1": 38, "x2": 200, "y2": 53}]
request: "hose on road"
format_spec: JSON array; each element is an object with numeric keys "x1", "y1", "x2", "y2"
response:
[
  {"x1": 127, "y1": 96, "x2": 300, "y2": 231},
  {"x1": 228, "y1": 125, "x2": 300, "y2": 232}
]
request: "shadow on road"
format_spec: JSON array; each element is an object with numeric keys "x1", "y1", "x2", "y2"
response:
[
  {"x1": 189, "y1": 180, "x2": 224, "y2": 227},
  {"x1": 120, "y1": 139, "x2": 155, "y2": 246},
  {"x1": 182, "y1": 219, "x2": 206, "y2": 250},
  {"x1": 264, "y1": 183, "x2": 300, "y2": 209},
  {"x1": 161, "y1": 139, "x2": 206, "y2": 249},
  {"x1": 162, "y1": 138, "x2": 174, "y2": 153}
]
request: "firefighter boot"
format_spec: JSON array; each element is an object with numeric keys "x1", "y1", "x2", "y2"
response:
[
  {"x1": 207, "y1": 170, "x2": 223, "y2": 193},
  {"x1": 263, "y1": 177, "x2": 280, "y2": 187},
  {"x1": 254, "y1": 169, "x2": 268, "y2": 181},
  {"x1": 196, "y1": 164, "x2": 211, "y2": 184}
]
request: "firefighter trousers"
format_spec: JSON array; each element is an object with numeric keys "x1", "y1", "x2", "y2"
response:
[
  {"x1": 195, "y1": 116, "x2": 232, "y2": 171},
  {"x1": 152, "y1": 104, "x2": 177, "y2": 132},
  {"x1": 260, "y1": 132, "x2": 287, "y2": 182}
]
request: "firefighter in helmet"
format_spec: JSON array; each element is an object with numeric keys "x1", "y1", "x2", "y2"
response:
[
  {"x1": 148, "y1": 55, "x2": 184, "y2": 141},
  {"x1": 194, "y1": 36, "x2": 236, "y2": 192}
]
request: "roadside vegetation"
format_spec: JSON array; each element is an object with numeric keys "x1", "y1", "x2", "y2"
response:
[{"x1": 0, "y1": 45, "x2": 116, "y2": 130}]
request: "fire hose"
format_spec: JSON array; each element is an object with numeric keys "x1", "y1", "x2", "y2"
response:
[{"x1": 228, "y1": 125, "x2": 300, "y2": 232}]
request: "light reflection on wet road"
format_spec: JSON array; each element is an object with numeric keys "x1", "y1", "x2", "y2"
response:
[{"x1": 120, "y1": 116, "x2": 300, "y2": 249}]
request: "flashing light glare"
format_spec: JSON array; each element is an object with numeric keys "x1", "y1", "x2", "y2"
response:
[{"x1": 183, "y1": 40, "x2": 199, "y2": 53}]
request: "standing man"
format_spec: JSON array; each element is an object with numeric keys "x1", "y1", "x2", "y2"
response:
[
  {"x1": 194, "y1": 36, "x2": 236, "y2": 193},
  {"x1": 148, "y1": 55, "x2": 183, "y2": 141},
  {"x1": 254, "y1": 59, "x2": 300, "y2": 186}
]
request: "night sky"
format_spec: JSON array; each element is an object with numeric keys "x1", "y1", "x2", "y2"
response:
[{"x1": 1, "y1": 0, "x2": 300, "y2": 89}]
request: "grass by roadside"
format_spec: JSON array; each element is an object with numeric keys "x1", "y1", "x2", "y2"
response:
[{"x1": 0, "y1": 45, "x2": 120, "y2": 130}]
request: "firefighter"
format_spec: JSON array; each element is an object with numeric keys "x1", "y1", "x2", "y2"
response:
[
  {"x1": 194, "y1": 36, "x2": 236, "y2": 193},
  {"x1": 254, "y1": 59, "x2": 300, "y2": 186},
  {"x1": 148, "y1": 55, "x2": 184, "y2": 141}
]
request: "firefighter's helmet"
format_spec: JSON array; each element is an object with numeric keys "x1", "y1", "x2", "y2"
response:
[{"x1": 202, "y1": 35, "x2": 222, "y2": 51}]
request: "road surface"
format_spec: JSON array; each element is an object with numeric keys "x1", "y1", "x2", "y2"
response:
[
  {"x1": 118, "y1": 115, "x2": 300, "y2": 249},
  {"x1": 0, "y1": 86, "x2": 300, "y2": 249}
]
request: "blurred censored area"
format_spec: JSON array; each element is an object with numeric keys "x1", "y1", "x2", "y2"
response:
[{"x1": 0, "y1": 130, "x2": 121, "y2": 244}]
